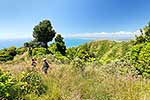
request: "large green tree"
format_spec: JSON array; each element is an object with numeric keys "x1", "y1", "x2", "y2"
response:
[
  {"x1": 55, "y1": 34, "x2": 66, "y2": 55},
  {"x1": 33, "y1": 20, "x2": 56, "y2": 48}
]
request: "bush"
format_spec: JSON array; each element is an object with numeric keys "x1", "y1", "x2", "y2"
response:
[
  {"x1": 0, "y1": 46, "x2": 17, "y2": 62},
  {"x1": 20, "y1": 70, "x2": 47, "y2": 95},
  {"x1": 0, "y1": 69, "x2": 15, "y2": 99},
  {"x1": 72, "y1": 58, "x2": 86, "y2": 72},
  {"x1": 0, "y1": 68, "x2": 47, "y2": 100},
  {"x1": 130, "y1": 42, "x2": 150, "y2": 77},
  {"x1": 0, "y1": 69, "x2": 27, "y2": 100},
  {"x1": 55, "y1": 53, "x2": 70, "y2": 64},
  {"x1": 32, "y1": 47, "x2": 47, "y2": 56},
  {"x1": 16, "y1": 47, "x2": 27, "y2": 55},
  {"x1": 66, "y1": 47, "x2": 77, "y2": 60},
  {"x1": 48, "y1": 43, "x2": 58, "y2": 54}
]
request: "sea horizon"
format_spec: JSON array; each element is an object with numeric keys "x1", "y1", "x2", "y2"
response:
[
  {"x1": 0, "y1": 36, "x2": 134, "y2": 50},
  {"x1": 0, "y1": 38, "x2": 94, "y2": 50}
]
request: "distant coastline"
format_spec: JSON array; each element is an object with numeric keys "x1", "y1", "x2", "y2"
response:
[
  {"x1": 0, "y1": 36, "x2": 134, "y2": 50},
  {"x1": 0, "y1": 38, "x2": 93, "y2": 50}
]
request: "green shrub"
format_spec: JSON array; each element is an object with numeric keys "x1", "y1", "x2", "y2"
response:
[
  {"x1": 0, "y1": 69, "x2": 28, "y2": 100},
  {"x1": 72, "y1": 58, "x2": 86, "y2": 72},
  {"x1": 66, "y1": 40, "x2": 132, "y2": 65},
  {"x1": 0, "y1": 46, "x2": 17, "y2": 62},
  {"x1": 0, "y1": 69, "x2": 15, "y2": 99},
  {"x1": 32, "y1": 47, "x2": 47, "y2": 56},
  {"x1": 48, "y1": 43, "x2": 57, "y2": 54},
  {"x1": 130, "y1": 42, "x2": 150, "y2": 77},
  {"x1": 20, "y1": 70, "x2": 47, "y2": 95},
  {"x1": 16, "y1": 47, "x2": 27, "y2": 55},
  {"x1": 54, "y1": 53, "x2": 70, "y2": 64},
  {"x1": 66, "y1": 47, "x2": 77, "y2": 60},
  {"x1": 0, "y1": 68, "x2": 47, "y2": 100}
]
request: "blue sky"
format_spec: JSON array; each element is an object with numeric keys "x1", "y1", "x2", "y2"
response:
[{"x1": 0, "y1": 0, "x2": 150, "y2": 39}]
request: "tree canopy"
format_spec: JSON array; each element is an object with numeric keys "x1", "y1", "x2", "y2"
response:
[
  {"x1": 135, "y1": 22, "x2": 150, "y2": 44},
  {"x1": 33, "y1": 20, "x2": 56, "y2": 48},
  {"x1": 55, "y1": 34, "x2": 66, "y2": 55}
]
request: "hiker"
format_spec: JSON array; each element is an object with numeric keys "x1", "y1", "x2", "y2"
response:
[
  {"x1": 42, "y1": 58, "x2": 49, "y2": 74},
  {"x1": 31, "y1": 58, "x2": 37, "y2": 68}
]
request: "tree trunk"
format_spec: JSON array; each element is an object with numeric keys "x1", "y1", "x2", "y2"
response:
[{"x1": 39, "y1": 42, "x2": 48, "y2": 49}]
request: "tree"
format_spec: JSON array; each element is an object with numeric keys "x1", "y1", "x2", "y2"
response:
[
  {"x1": 55, "y1": 34, "x2": 66, "y2": 55},
  {"x1": 55, "y1": 34, "x2": 64, "y2": 43},
  {"x1": 24, "y1": 42, "x2": 33, "y2": 56},
  {"x1": 135, "y1": 22, "x2": 150, "y2": 44},
  {"x1": 33, "y1": 20, "x2": 56, "y2": 49},
  {"x1": 130, "y1": 22, "x2": 150, "y2": 77}
]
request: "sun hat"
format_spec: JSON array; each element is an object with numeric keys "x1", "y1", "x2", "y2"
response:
[{"x1": 43, "y1": 58, "x2": 47, "y2": 61}]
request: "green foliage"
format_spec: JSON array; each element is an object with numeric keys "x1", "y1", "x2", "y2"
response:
[
  {"x1": 54, "y1": 34, "x2": 66, "y2": 55},
  {"x1": 33, "y1": 19, "x2": 56, "y2": 48},
  {"x1": 2, "y1": 60, "x2": 150, "y2": 100},
  {"x1": 16, "y1": 47, "x2": 27, "y2": 55},
  {"x1": 32, "y1": 47, "x2": 47, "y2": 56},
  {"x1": 0, "y1": 68, "x2": 47, "y2": 100},
  {"x1": 20, "y1": 70, "x2": 47, "y2": 95},
  {"x1": 48, "y1": 43, "x2": 57, "y2": 54},
  {"x1": 48, "y1": 34, "x2": 66, "y2": 56},
  {"x1": 53, "y1": 52, "x2": 70, "y2": 64},
  {"x1": 44, "y1": 52, "x2": 70, "y2": 64},
  {"x1": 135, "y1": 22, "x2": 150, "y2": 44},
  {"x1": 130, "y1": 22, "x2": 150, "y2": 77},
  {"x1": 7, "y1": 46, "x2": 16, "y2": 56},
  {"x1": 0, "y1": 46, "x2": 17, "y2": 62},
  {"x1": 55, "y1": 34, "x2": 64, "y2": 43},
  {"x1": 66, "y1": 47, "x2": 77, "y2": 60},
  {"x1": 0, "y1": 69, "x2": 15, "y2": 99},
  {"x1": 72, "y1": 58, "x2": 86, "y2": 72},
  {"x1": 24, "y1": 39, "x2": 40, "y2": 48},
  {"x1": 0, "y1": 69, "x2": 28, "y2": 100},
  {"x1": 130, "y1": 42, "x2": 150, "y2": 77},
  {"x1": 76, "y1": 49, "x2": 91, "y2": 61},
  {"x1": 67, "y1": 40, "x2": 132, "y2": 64},
  {"x1": 144, "y1": 22, "x2": 150, "y2": 35},
  {"x1": 55, "y1": 42, "x2": 66, "y2": 55},
  {"x1": 135, "y1": 35, "x2": 145, "y2": 44}
]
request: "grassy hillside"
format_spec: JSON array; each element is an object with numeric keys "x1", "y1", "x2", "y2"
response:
[
  {"x1": 1, "y1": 40, "x2": 150, "y2": 100},
  {"x1": 74, "y1": 40, "x2": 133, "y2": 64},
  {"x1": 1, "y1": 55, "x2": 150, "y2": 100},
  {"x1": 0, "y1": 40, "x2": 133, "y2": 65}
]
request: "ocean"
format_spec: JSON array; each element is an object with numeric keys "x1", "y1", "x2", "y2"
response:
[{"x1": 0, "y1": 38, "x2": 93, "y2": 50}]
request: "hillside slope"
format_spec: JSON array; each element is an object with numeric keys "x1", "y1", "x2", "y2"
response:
[
  {"x1": 75, "y1": 40, "x2": 133, "y2": 64},
  {"x1": 0, "y1": 40, "x2": 133, "y2": 65}
]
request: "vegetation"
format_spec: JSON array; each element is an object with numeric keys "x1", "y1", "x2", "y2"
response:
[
  {"x1": 54, "y1": 34, "x2": 66, "y2": 55},
  {"x1": 1, "y1": 60, "x2": 150, "y2": 100},
  {"x1": 1, "y1": 20, "x2": 150, "y2": 99},
  {"x1": 33, "y1": 20, "x2": 56, "y2": 48},
  {"x1": 0, "y1": 46, "x2": 17, "y2": 62},
  {"x1": 130, "y1": 22, "x2": 150, "y2": 77},
  {"x1": 64, "y1": 40, "x2": 133, "y2": 67},
  {"x1": 0, "y1": 68, "x2": 46, "y2": 100}
]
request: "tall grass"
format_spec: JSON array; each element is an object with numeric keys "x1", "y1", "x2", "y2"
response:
[{"x1": 1, "y1": 61, "x2": 150, "y2": 100}]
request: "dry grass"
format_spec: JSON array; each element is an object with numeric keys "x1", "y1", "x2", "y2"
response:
[{"x1": 1, "y1": 60, "x2": 150, "y2": 100}]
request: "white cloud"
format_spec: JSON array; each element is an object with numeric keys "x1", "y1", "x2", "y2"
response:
[
  {"x1": 112, "y1": 31, "x2": 133, "y2": 35},
  {"x1": 0, "y1": 30, "x2": 141, "y2": 41},
  {"x1": 62, "y1": 31, "x2": 140, "y2": 40}
]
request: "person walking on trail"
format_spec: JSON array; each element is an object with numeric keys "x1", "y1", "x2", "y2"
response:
[
  {"x1": 31, "y1": 58, "x2": 37, "y2": 68},
  {"x1": 42, "y1": 58, "x2": 49, "y2": 74}
]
